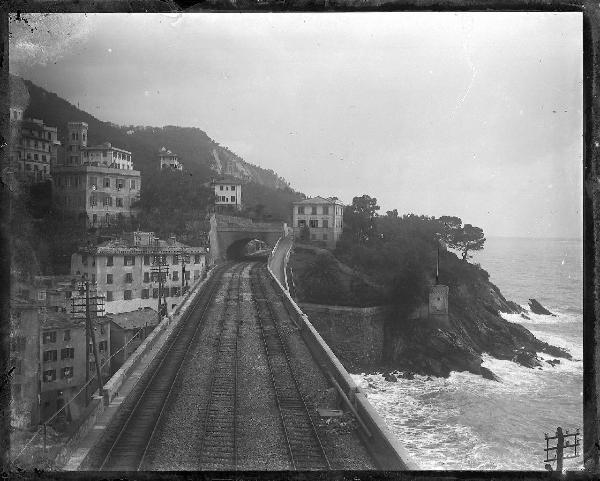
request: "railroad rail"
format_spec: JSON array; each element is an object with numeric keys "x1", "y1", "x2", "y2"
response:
[
  {"x1": 83, "y1": 263, "x2": 229, "y2": 470},
  {"x1": 250, "y1": 264, "x2": 331, "y2": 470},
  {"x1": 197, "y1": 262, "x2": 246, "y2": 469}
]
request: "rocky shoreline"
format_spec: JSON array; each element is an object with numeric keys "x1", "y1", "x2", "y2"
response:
[{"x1": 368, "y1": 279, "x2": 571, "y2": 381}]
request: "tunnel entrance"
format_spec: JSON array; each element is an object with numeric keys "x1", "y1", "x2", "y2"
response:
[{"x1": 225, "y1": 237, "x2": 271, "y2": 260}]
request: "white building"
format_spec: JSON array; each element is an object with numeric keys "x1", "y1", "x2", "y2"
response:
[
  {"x1": 292, "y1": 196, "x2": 345, "y2": 249},
  {"x1": 70, "y1": 232, "x2": 208, "y2": 314},
  {"x1": 212, "y1": 178, "x2": 242, "y2": 213},
  {"x1": 159, "y1": 147, "x2": 183, "y2": 171}
]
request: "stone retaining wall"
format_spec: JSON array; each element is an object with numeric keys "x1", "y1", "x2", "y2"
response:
[{"x1": 299, "y1": 303, "x2": 386, "y2": 368}]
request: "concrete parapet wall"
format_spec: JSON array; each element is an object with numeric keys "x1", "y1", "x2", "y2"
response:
[
  {"x1": 299, "y1": 303, "x2": 386, "y2": 367},
  {"x1": 266, "y1": 261, "x2": 417, "y2": 470}
]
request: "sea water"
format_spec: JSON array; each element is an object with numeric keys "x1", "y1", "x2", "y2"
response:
[{"x1": 351, "y1": 237, "x2": 583, "y2": 470}]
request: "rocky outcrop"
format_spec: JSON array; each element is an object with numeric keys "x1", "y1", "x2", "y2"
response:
[
  {"x1": 528, "y1": 298, "x2": 556, "y2": 316},
  {"x1": 381, "y1": 267, "x2": 571, "y2": 380}
]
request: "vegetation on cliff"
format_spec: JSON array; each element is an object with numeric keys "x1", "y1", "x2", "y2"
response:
[{"x1": 291, "y1": 194, "x2": 571, "y2": 379}]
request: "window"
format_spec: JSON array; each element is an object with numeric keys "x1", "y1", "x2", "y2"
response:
[
  {"x1": 43, "y1": 370, "x2": 56, "y2": 382},
  {"x1": 142, "y1": 289, "x2": 149, "y2": 299},
  {"x1": 61, "y1": 366, "x2": 74, "y2": 379},
  {"x1": 104, "y1": 178, "x2": 110, "y2": 188},
  {"x1": 106, "y1": 291, "x2": 113, "y2": 302},
  {"x1": 99, "y1": 341, "x2": 107, "y2": 352},
  {"x1": 298, "y1": 220, "x2": 306, "y2": 228},
  {"x1": 89, "y1": 195, "x2": 97, "y2": 207},
  {"x1": 144, "y1": 255, "x2": 150, "y2": 266},
  {"x1": 144, "y1": 272, "x2": 150, "y2": 283},
  {"x1": 11, "y1": 336, "x2": 26, "y2": 351},
  {"x1": 42, "y1": 331, "x2": 57, "y2": 344},
  {"x1": 298, "y1": 206, "x2": 305, "y2": 214},
  {"x1": 107, "y1": 274, "x2": 113, "y2": 284},
  {"x1": 117, "y1": 179, "x2": 124, "y2": 189},
  {"x1": 173, "y1": 271, "x2": 179, "y2": 281},
  {"x1": 103, "y1": 196, "x2": 112, "y2": 206},
  {"x1": 230, "y1": 185, "x2": 236, "y2": 191},
  {"x1": 323, "y1": 206, "x2": 329, "y2": 215},
  {"x1": 125, "y1": 273, "x2": 133, "y2": 283},
  {"x1": 43, "y1": 350, "x2": 57, "y2": 362},
  {"x1": 219, "y1": 185, "x2": 223, "y2": 191},
  {"x1": 152, "y1": 288, "x2": 159, "y2": 298},
  {"x1": 64, "y1": 330, "x2": 71, "y2": 342},
  {"x1": 311, "y1": 206, "x2": 317, "y2": 215},
  {"x1": 34, "y1": 154, "x2": 38, "y2": 161},
  {"x1": 124, "y1": 255, "x2": 135, "y2": 266},
  {"x1": 231, "y1": 196, "x2": 236, "y2": 203},
  {"x1": 100, "y1": 324, "x2": 105, "y2": 335},
  {"x1": 61, "y1": 348, "x2": 75, "y2": 360},
  {"x1": 130, "y1": 179, "x2": 136, "y2": 189},
  {"x1": 91, "y1": 274, "x2": 96, "y2": 284},
  {"x1": 322, "y1": 219, "x2": 329, "y2": 228},
  {"x1": 194, "y1": 254, "x2": 200, "y2": 264},
  {"x1": 107, "y1": 256, "x2": 114, "y2": 266},
  {"x1": 309, "y1": 219, "x2": 318, "y2": 228},
  {"x1": 124, "y1": 290, "x2": 132, "y2": 300},
  {"x1": 172, "y1": 255, "x2": 178, "y2": 265},
  {"x1": 116, "y1": 198, "x2": 123, "y2": 207}
]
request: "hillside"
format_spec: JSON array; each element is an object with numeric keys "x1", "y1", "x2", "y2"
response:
[
  {"x1": 16, "y1": 75, "x2": 293, "y2": 192},
  {"x1": 290, "y1": 210, "x2": 572, "y2": 379}
]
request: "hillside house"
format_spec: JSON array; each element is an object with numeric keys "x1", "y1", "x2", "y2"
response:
[{"x1": 292, "y1": 196, "x2": 345, "y2": 249}]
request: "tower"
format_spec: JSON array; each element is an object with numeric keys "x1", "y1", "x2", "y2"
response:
[
  {"x1": 66, "y1": 122, "x2": 88, "y2": 165},
  {"x1": 429, "y1": 244, "x2": 449, "y2": 325}
]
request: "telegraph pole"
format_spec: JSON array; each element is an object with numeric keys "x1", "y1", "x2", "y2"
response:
[
  {"x1": 180, "y1": 248, "x2": 190, "y2": 294},
  {"x1": 151, "y1": 239, "x2": 169, "y2": 325},
  {"x1": 72, "y1": 274, "x2": 105, "y2": 404}
]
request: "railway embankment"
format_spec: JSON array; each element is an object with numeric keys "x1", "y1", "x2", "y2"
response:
[
  {"x1": 267, "y1": 242, "x2": 418, "y2": 470},
  {"x1": 62, "y1": 267, "x2": 220, "y2": 470}
]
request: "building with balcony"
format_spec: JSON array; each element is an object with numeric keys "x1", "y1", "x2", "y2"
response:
[
  {"x1": 70, "y1": 232, "x2": 208, "y2": 315},
  {"x1": 212, "y1": 178, "x2": 242, "y2": 213},
  {"x1": 159, "y1": 147, "x2": 183, "y2": 171},
  {"x1": 53, "y1": 121, "x2": 141, "y2": 226},
  {"x1": 292, "y1": 196, "x2": 345, "y2": 249}
]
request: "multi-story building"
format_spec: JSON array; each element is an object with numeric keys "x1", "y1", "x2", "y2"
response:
[
  {"x1": 53, "y1": 122, "x2": 141, "y2": 226},
  {"x1": 159, "y1": 147, "x2": 183, "y2": 171},
  {"x1": 212, "y1": 178, "x2": 242, "y2": 213},
  {"x1": 10, "y1": 292, "x2": 111, "y2": 426},
  {"x1": 292, "y1": 196, "x2": 345, "y2": 249},
  {"x1": 70, "y1": 232, "x2": 208, "y2": 315},
  {"x1": 9, "y1": 111, "x2": 61, "y2": 183}
]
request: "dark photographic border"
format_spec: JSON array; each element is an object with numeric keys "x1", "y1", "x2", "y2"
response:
[{"x1": 0, "y1": 1, "x2": 596, "y2": 478}]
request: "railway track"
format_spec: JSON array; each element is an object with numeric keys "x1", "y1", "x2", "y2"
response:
[
  {"x1": 197, "y1": 262, "x2": 245, "y2": 469},
  {"x1": 250, "y1": 263, "x2": 331, "y2": 471},
  {"x1": 85, "y1": 263, "x2": 231, "y2": 470}
]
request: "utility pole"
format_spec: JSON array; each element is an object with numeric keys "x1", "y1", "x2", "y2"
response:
[
  {"x1": 151, "y1": 239, "x2": 169, "y2": 325},
  {"x1": 544, "y1": 427, "x2": 580, "y2": 472},
  {"x1": 72, "y1": 274, "x2": 105, "y2": 404},
  {"x1": 180, "y1": 248, "x2": 190, "y2": 294}
]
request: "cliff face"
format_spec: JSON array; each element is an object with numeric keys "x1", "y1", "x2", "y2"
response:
[{"x1": 384, "y1": 266, "x2": 571, "y2": 379}]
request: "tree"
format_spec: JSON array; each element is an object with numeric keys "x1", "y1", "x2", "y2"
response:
[
  {"x1": 343, "y1": 194, "x2": 380, "y2": 243},
  {"x1": 386, "y1": 209, "x2": 399, "y2": 218},
  {"x1": 437, "y1": 216, "x2": 485, "y2": 261}
]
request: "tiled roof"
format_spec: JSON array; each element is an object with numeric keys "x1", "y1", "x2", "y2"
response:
[
  {"x1": 293, "y1": 196, "x2": 344, "y2": 205},
  {"x1": 110, "y1": 308, "x2": 159, "y2": 330}
]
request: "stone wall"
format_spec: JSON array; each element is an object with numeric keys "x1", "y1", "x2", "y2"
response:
[{"x1": 299, "y1": 302, "x2": 387, "y2": 368}]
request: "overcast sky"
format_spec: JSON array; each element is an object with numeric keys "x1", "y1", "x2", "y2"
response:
[{"x1": 10, "y1": 12, "x2": 582, "y2": 238}]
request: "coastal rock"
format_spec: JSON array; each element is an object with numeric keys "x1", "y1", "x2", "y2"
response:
[
  {"x1": 401, "y1": 371, "x2": 415, "y2": 380},
  {"x1": 480, "y1": 367, "x2": 501, "y2": 382},
  {"x1": 520, "y1": 313, "x2": 531, "y2": 320},
  {"x1": 528, "y1": 299, "x2": 556, "y2": 316},
  {"x1": 546, "y1": 359, "x2": 561, "y2": 367},
  {"x1": 512, "y1": 349, "x2": 541, "y2": 369},
  {"x1": 383, "y1": 372, "x2": 398, "y2": 382}
]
